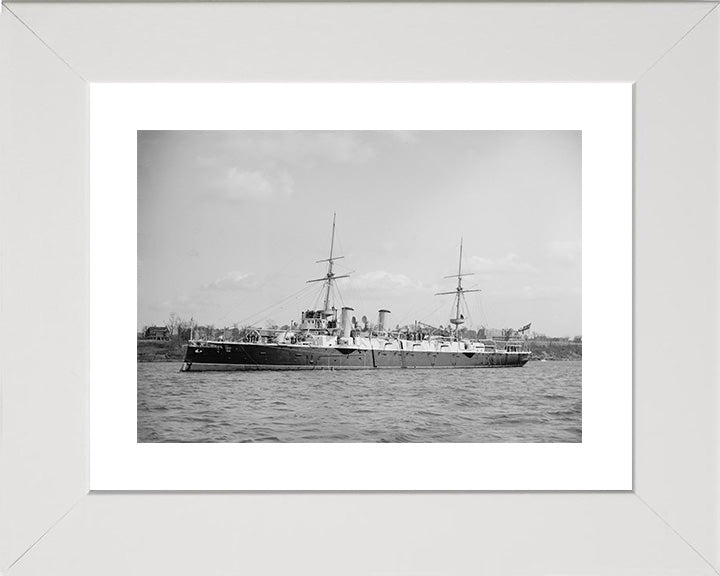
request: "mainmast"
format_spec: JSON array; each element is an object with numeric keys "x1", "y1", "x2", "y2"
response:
[
  {"x1": 307, "y1": 212, "x2": 350, "y2": 313},
  {"x1": 435, "y1": 238, "x2": 480, "y2": 340}
]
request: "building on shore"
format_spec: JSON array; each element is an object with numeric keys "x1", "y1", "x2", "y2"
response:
[{"x1": 142, "y1": 326, "x2": 170, "y2": 341}]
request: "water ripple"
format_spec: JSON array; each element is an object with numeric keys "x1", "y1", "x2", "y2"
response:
[{"x1": 138, "y1": 361, "x2": 581, "y2": 443}]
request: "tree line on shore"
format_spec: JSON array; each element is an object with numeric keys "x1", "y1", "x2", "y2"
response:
[{"x1": 140, "y1": 313, "x2": 582, "y2": 344}]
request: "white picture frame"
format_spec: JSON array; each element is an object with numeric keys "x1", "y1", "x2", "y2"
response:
[{"x1": 1, "y1": 2, "x2": 719, "y2": 574}]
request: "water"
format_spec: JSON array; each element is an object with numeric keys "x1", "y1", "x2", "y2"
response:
[{"x1": 137, "y1": 361, "x2": 581, "y2": 443}]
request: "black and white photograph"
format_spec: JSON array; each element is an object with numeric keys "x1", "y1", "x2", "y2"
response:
[{"x1": 137, "y1": 130, "x2": 581, "y2": 443}]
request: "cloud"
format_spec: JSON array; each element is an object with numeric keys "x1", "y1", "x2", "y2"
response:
[
  {"x1": 192, "y1": 132, "x2": 376, "y2": 170},
  {"x1": 253, "y1": 132, "x2": 376, "y2": 165},
  {"x1": 352, "y1": 270, "x2": 425, "y2": 293},
  {"x1": 517, "y1": 284, "x2": 581, "y2": 301},
  {"x1": 202, "y1": 271, "x2": 259, "y2": 292},
  {"x1": 213, "y1": 169, "x2": 293, "y2": 201},
  {"x1": 181, "y1": 132, "x2": 377, "y2": 203},
  {"x1": 467, "y1": 253, "x2": 538, "y2": 275},
  {"x1": 147, "y1": 288, "x2": 214, "y2": 316},
  {"x1": 147, "y1": 271, "x2": 260, "y2": 322}
]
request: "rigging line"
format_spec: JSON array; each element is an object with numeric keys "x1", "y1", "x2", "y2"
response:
[
  {"x1": 330, "y1": 272, "x2": 345, "y2": 310},
  {"x1": 215, "y1": 248, "x2": 316, "y2": 325},
  {"x1": 334, "y1": 281, "x2": 346, "y2": 309},
  {"x1": 395, "y1": 302, "x2": 429, "y2": 327},
  {"x1": 398, "y1": 296, "x2": 447, "y2": 326},
  {"x1": 249, "y1": 294, "x2": 314, "y2": 319},
  {"x1": 394, "y1": 293, "x2": 438, "y2": 327},
  {"x1": 426, "y1": 300, "x2": 449, "y2": 326},
  {"x1": 333, "y1": 262, "x2": 356, "y2": 276},
  {"x1": 239, "y1": 296, "x2": 312, "y2": 328},
  {"x1": 343, "y1": 276, "x2": 370, "y2": 323},
  {"x1": 312, "y1": 283, "x2": 324, "y2": 311},
  {"x1": 335, "y1": 234, "x2": 348, "y2": 263},
  {"x1": 237, "y1": 282, "x2": 315, "y2": 317},
  {"x1": 397, "y1": 299, "x2": 447, "y2": 329},
  {"x1": 220, "y1": 286, "x2": 309, "y2": 325},
  {"x1": 233, "y1": 284, "x2": 316, "y2": 327},
  {"x1": 333, "y1": 234, "x2": 367, "y2": 309},
  {"x1": 462, "y1": 292, "x2": 475, "y2": 329},
  {"x1": 478, "y1": 294, "x2": 490, "y2": 330},
  {"x1": 396, "y1": 294, "x2": 428, "y2": 325},
  {"x1": 275, "y1": 248, "x2": 310, "y2": 279},
  {"x1": 271, "y1": 292, "x2": 315, "y2": 318}
]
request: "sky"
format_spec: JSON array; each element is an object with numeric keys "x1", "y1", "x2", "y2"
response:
[{"x1": 138, "y1": 130, "x2": 581, "y2": 337}]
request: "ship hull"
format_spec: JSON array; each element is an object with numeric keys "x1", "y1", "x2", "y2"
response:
[{"x1": 181, "y1": 342, "x2": 531, "y2": 371}]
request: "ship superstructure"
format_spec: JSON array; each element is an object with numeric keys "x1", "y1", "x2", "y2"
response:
[{"x1": 181, "y1": 215, "x2": 531, "y2": 371}]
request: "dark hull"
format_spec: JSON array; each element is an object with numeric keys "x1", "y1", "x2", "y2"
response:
[{"x1": 181, "y1": 342, "x2": 531, "y2": 371}]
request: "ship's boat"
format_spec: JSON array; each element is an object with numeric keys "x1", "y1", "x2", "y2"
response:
[{"x1": 181, "y1": 215, "x2": 531, "y2": 372}]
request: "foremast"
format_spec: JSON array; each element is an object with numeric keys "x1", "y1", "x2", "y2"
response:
[
  {"x1": 306, "y1": 212, "x2": 350, "y2": 315},
  {"x1": 435, "y1": 238, "x2": 480, "y2": 341}
]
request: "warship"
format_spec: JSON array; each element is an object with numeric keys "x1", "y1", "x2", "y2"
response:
[{"x1": 181, "y1": 215, "x2": 531, "y2": 371}]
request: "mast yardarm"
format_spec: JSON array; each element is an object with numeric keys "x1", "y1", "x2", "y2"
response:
[
  {"x1": 435, "y1": 238, "x2": 480, "y2": 340},
  {"x1": 306, "y1": 212, "x2": 350, "y2": 313}
]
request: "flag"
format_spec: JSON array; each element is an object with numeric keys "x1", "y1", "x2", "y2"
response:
[{"x1": 520, "y1": 323, "x2": 532, "y2": 331}]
